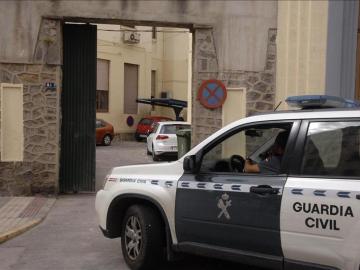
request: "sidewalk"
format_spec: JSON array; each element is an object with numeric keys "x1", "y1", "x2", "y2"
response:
[{"x1": 0, "y1": 196, "x2": 56, "y2": 244}]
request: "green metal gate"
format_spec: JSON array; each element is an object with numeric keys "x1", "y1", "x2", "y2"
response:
[{"x1": 60, "y1": 23, "x2": 97, "y2": 193}]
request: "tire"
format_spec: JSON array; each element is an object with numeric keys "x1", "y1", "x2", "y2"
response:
[
  {"x1": 135, "y1": 133, "x2": 142, "y2": 142},
  {"x1": 121, "y1": 205, "x2": 165, "y2": 270},
  {"x1": 152, "y1": 145, "x2": 160, "y2": 161},
  {"x1": 102, "y1": 134, "x2": 112, "y2": 146}
]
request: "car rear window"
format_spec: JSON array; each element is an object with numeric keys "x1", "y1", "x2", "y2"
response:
[
  {"x1": 139, "y1": 118, "x2": 153, "y2": 125},
  {"x1": 160, "y1": 125, "x2": 190, "y2": 134}
]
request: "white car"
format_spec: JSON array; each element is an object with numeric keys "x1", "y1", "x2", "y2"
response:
[
  {"x1": 146, "y1": 121, "x2": 190, "y2": 161},
  {"x1": 96, "y1": 95, "x2": 360, "y2": 270}
]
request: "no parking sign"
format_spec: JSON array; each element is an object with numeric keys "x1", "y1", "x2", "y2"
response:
[{"x1": 197, "y1": 79, "x2": 227, "y2": 109}]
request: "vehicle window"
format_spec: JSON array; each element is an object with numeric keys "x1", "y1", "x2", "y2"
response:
[
  {"x1": 200, "y1": 123, "x2": 292, "y2": 174},
  {"x1": 96, "y1": 120, "x2": 102, "y2": 128},
  {"x1": 152, "y1": 123, "x2": 159, "y2": 133},
  {"x1": 139, "y1": 118, "x2": 153, "y2": 125},
  {"x1": 160, "y1": 125, "x2": 190, "y2": 134},
  {"x1": 301, "y1": 121, "x2": 360, "y2": 177}
]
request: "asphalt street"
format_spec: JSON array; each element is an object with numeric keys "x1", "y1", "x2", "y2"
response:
[{"x1": 0, "y1": 141, "x2": 263, "y2": 270}]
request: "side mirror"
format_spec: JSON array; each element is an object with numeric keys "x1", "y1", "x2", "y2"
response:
[{"x1": 183, "y1": 155, "x2": 197, "y2": 173}]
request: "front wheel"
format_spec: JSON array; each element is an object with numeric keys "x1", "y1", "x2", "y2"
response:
[{"x1": 121, "y1": 205, "x2": 165, "y2": 270}]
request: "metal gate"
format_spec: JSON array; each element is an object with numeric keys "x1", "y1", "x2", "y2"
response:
[{"x1": 60, "y1": 23, "x2": 97, "y2": 193}]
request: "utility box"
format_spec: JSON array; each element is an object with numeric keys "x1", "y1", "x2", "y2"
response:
[{"x1": 177, "y1": 129, "x2": 191, "y2": 159}]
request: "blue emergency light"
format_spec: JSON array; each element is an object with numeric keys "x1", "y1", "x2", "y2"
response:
[{"x1": 285, "y1": 95, "x2": 360, "y2": 109}]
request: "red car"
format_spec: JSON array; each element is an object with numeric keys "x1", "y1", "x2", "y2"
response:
[
  {"x1": 135, "y1": 116, "x2": 172, "y2": 141},
  {"x1": 96, "y1": 119, "x2": 114, "y2": 146}
]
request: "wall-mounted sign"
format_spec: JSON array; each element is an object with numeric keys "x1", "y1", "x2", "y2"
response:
[
  {"x1": 197, "y1": 79, "x2": 227, "y2": 109},
  {"x1": 127, "y1": 115, "x2": 134, "y2": 127},
  {"x1": 45, "y1": 82, "x2": 56, "y2": 90}
]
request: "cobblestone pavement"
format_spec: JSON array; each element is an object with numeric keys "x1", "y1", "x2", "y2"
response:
[{"x1": 0, "y1": 141, "x2": 262, "y2": 270}]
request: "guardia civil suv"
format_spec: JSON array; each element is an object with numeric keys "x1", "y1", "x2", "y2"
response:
[{"x1": 96, "y1": 95, "x2": 360, "y2": 270}]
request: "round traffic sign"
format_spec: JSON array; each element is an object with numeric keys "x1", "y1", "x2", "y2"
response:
[{"x1": 197, "y1": 79, "x2": 227, "y2": 109}]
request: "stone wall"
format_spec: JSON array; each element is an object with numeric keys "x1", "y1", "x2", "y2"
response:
[
  {"x1": 0, "y1": 63, "x2": 60, "y2": 196},
  {"x1": 192, "y1": 28, "x2": 277, "y2": 145},
  {"x1": 0, "y1": 19, "x2": 61, "y2": 196}
]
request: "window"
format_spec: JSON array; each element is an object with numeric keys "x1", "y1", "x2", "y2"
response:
[
  {"x1": 151, "y1": 70, "x2": 156, "y2": 98},
  {"x1": 96, "y1": 59, "x2": 109, "y2": 112},
  {"x1": 301, "y1": 121, "x2": 360, "y2": 177},
  {"x1": 96, "y1": 119, "x2": 106, "y2": 129},
  {"x1": 160, "y1": 124, "x2": 191, "y2": 134},
  {"x1": 152, "y1": 123, "x2": 159, "y2": 133},
  {"x1": 139, "y1": 118, "x2": 153, "y2": 125},
  {"x1": 200, "y1": 123, "x2": 292, "y2": 174},
  {"x1": 124, "y1": 63, "x2": 139, "y2": 114}
]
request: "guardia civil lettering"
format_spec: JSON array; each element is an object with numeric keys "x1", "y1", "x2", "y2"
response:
[
  {"x1": 293, "y1": 202, "x2": 354, "y2": 217},
  {"x1": 292, "y1": 202, "x2": 354, "y2": 231}
]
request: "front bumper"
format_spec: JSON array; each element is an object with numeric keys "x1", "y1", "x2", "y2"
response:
[{"x1": 99, "y1": 226, "x2": 113, "y2": 238}]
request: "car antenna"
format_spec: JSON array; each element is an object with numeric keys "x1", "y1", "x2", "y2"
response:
[{"x1": 274, "y1": 101, "x2": 282, "y2": 111}]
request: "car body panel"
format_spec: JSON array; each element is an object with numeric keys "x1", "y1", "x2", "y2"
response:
[
  {"x1": 147, "y1": 121, "x2": 190, "y2": 156},
  {"x1": 96, "y1": 108, "x2": 360, "y2": 270},
  {"x1": 281, "y1": 177, "x2": 360, "y2": 270},
  {"x1": 95, "y1": 161, "x2": 184, "y2": 244},
  {"x1": 96, "y1": 119, "x2": 114, "y2": 145}
]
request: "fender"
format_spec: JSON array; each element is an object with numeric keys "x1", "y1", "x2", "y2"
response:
[{"x1": 107, "y1": 193, "x2": 175, "y2": 260}]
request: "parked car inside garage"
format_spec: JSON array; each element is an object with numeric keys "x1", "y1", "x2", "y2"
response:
[{"x1": 96, "y1": 119, "x2": 114, "y2": 146}]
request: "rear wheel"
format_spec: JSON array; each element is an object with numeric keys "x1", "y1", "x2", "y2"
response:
[
  {"x1": 102, "y1": 134, "x2": 112, "y2": 146},
  {"x1": 135, "y1": 133, "x2": 142, "y2": 142},
  {"x1": 121, "y1": 205, "x2": 165, "y2": 270},
  {"x1": 152, "y1": 145, "x2": 160, "y2": 161}
]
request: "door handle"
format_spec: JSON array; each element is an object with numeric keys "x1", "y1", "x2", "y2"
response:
[{"x1": 250, "y1": 185, "x2": 279, "y2": 195}]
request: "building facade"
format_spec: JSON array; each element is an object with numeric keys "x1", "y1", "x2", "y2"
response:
[{"x1": 95, "y1": 25, "x2": 191, "y2": 138}]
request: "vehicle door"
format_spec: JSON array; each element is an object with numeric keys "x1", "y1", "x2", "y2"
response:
[
  {"x1": 175, "y1": 120, "x2": 300, "y2": 269},
  {"x1": 281, "y1": 119, "x2": 360, "y2": 270}
]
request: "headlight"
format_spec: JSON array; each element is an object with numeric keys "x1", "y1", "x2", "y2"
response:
[{"x1": 103, "y1": 169, "x2": 116, "y2": 189}]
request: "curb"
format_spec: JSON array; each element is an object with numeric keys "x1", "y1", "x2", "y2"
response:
[{"x1": 0, "y1": 217, "x2": 44, "y2": 244}]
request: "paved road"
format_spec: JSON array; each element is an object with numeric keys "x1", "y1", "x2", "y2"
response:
[{"x1": 0, "y1": 141, "x2": 262, "y2": 270}]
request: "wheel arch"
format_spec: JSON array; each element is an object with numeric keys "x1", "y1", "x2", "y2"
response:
[{"x1": 106, "y1": 194, "x2": 173, "y2": 257}]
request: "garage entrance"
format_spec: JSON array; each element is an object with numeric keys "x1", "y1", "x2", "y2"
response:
[{"x1": 60, "y1": 23, "x2": 97, "y2": 193}]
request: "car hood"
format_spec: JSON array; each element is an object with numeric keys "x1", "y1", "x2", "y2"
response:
[{"x1": 110, "y1": 161, "x2": 184, "y2": 181}]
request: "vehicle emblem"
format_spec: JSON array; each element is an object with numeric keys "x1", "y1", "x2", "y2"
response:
[{"x1": 217, "y1": 193, "x2": 232, "y2": 220}]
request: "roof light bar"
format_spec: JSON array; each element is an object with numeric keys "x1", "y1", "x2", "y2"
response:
[{"x1": 285, "y1": 95, "x2": 360, "y2": 109}]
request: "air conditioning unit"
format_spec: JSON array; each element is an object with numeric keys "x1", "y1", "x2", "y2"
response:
[
  {"x1": 123, "y1": 31, "x2": 140, "y2": 44},
  {"x1": 160, "y1": 91, "x2": 172, "y2": 98}
]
